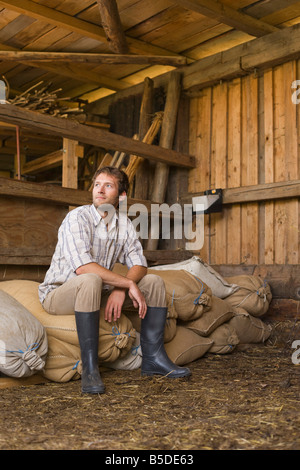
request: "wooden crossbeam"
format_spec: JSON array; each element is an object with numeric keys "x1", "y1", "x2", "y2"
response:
[
  {"x1": 0, "y1": 176, "x2": 153, "y2": 210},
  {"x1": 0, "y1": 104, "x2": 195, "y2": 169},
  {"x1": 172, "y1": 0, "x2": 279, "y2": 37},
  {"x1": 181, "y1": 180, "x2": 300, "y2": 205},
  {"x1": 0, "y1": 50, "x2": 187, "y2": 66}
]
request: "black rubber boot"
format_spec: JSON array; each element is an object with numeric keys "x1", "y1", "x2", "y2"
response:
[
  {"x1": 140, "y1": 306, "x2": 191, "y2": 378},
  {"x1": 75, "y1": 310, "x2": 105, "y2": 394}
]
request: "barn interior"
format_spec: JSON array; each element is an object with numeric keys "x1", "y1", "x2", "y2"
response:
[{"x1": 0, "y1": 0, "x2": 299, "y2": 451}]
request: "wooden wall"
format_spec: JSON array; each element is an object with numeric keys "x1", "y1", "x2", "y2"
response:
[{"x1": 189, "y1": 59, "x2": 300, "y2": 266}]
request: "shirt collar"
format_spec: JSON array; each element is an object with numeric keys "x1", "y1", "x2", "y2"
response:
[{"x1": 91, "y1": 203, "x2": 119, "y2": 228}]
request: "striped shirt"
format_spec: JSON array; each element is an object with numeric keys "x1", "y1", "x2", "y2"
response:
[{"x1": 38, "y1": 204, "x2": 147, "y2": 304}]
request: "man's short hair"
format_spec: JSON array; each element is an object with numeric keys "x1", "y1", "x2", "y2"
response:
[{"x1": 92, "y1": 166, "x2": 129, "y2": 195}]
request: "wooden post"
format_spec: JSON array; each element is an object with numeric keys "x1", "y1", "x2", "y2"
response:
[
  {"x1": 146, "y1": 71, "x2": 182, "y2": 250},
  {"x1": 96, "y1": 0, "x2": 129, "y2": 54},
  {"x1": 134, "y1": 77, "x2": 154, "y2": 200},
  {"x1": 62, "y1": 138, "x2": 83, "y2": 189}
]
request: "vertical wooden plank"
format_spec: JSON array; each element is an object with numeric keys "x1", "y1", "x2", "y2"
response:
[
  {"x1": 258, "y1": 73, "x2": 265, "y2": 264},
  {"x1": 188, "y1": 88, "x2": 212, "y2": 261},
  {"x1": 227, "y1": 78, "x2": 241, "y2": 264},
  {"x1": 210, "y1": 82, "x2": 228, "y2": 265},
  {"x1": 188, "y1": 97, "x2": 198, "y2": 194},
  {"x1": 62, "y1": 138, "x2": 78, "y2": 189},
  {"x1": 264, "y1": 68, "x2": 275, "y2": 264},
  {"x1": 273, "y1": 65, "x2": 286, "y2": 264},
  {"x1": 283, "y1": 61, "x2": 298, "y2": 264},
  {"x1": 241, "y1": 74, "x2": 259, "y2": 264}
]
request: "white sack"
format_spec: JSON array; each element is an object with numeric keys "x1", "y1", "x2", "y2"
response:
[
  {"x1": 0, "y1": 290, "x2": 48, "y2": 378},
  {"x1": 150, "y1": 256, "x2": 239, "y2": 299}
]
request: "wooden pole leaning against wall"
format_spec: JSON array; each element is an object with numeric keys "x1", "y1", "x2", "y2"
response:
[
  {"x1": 146, "y1": 70, "x2": 182, "y2": 250},
  {"x1": 133, "y1": 77, "x2": 154, "y2": 200},
  {"x1": 125, "y1": 112, "x2": 163, "y2": 184}
]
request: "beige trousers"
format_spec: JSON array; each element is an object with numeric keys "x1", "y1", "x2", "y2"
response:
[{"x1": 43, "y1": 273, "x2": 166, "y2": 315}]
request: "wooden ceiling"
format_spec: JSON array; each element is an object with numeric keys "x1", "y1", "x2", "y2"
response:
[
  {"x1": 1, "y1": 0, "x2": 300, "y2": 104},
  {"x1": 1, "y1": 0, "x2": 300, "y2": 179}
]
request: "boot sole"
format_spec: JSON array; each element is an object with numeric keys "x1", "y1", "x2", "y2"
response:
[
  {"x1": 81, "y1": 386, "x2": 106, "y2": 394},
  {"x1": 141, "y1": 370, "x2": 191, "y2": 378}
]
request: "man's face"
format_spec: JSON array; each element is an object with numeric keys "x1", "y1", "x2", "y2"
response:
[{"x1": 92, "y1": 172, "x2": 123, "y2": 211}]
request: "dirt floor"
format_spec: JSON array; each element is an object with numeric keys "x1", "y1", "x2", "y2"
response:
[{"x1": 0, "y1": 321, "x2": 299, "y2": 451}]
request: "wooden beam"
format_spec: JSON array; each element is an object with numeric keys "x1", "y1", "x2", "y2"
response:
[
  {"x1": 181, "y1": 180, "x2": 300, "y2": 205},
  {"x1": 0, "y1": 177, "x2": 153, "y2": 210},
  {"x1": 222, "y1": 180, "x2": 300, "y2": 205},
  {"x1": 172, "y1": 0, "x2": 279, "y2": 37},
  {"x1": 96, "y1": 0, "x2": 129, "y2": 54},
  {"x1": 0, "y1": 50, "x2": 186, "y2": 66},
  {"x1": 0, "y1": 104, "x2": 195, "y2": 168}
]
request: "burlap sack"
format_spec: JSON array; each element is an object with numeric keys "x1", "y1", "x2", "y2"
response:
[
  {"x1": 228, "y1": 307, "x2": 272, "y2": 344},
  {"x1": 0, "y1": 280, "x2": 79, "y2": 345},
  {"x1": 154, "y1": 269, "x2": 212, "y2": 321},
  {"x1": 113, "y1": 263, "x2": 212, "y2": 321},
  {"x1": 43, "y1": 336, "x2": 82, "y2": 383},
  {"x1": 107, "y1": 332, "x2": 142, "y2": 371},
  {"x1": 164, "y1": 317, "x2": 177, "y2": 343},
  {"x1": 0, "y1": 280, "x2": 136, "y2": 364},
  {"x1": 99, "y1": 313, "x2": 136, "y2": 363},
  {"x1": 184, "y1": 296, "x2": 235, "y2": 337},
  {"x1": 165, "y1": 326, "x2": 213, "y2": 366},
  {"x1": 43, "y1": 323, "x2": 138, "y2": 382},
  {"x1": 208, "y1": 323, "x2": 239, "y2": 354},
  {"x1": 0, "y1": 290, "x2": 48, "y2": 378},
  {"x1": 225, "y1": 275, "x2": 272, "y2": 317},
  {"x1": 150, "y1": 256, "x2": 239, "y2": 299}
]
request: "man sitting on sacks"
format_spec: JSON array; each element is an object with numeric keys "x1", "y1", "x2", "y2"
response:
[{"x1": 38, "y1": 166, "x2": 190, "y2": 394}]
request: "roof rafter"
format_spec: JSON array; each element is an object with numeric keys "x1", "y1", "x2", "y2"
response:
[{"x1": 172, "y1": 0, "x2": 280, "y2": 37}]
